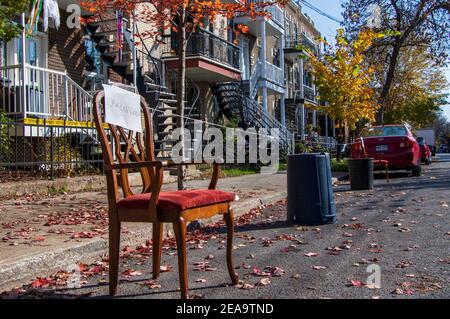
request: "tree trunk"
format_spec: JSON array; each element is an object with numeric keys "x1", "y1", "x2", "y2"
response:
[
  {"x1": 176, "y1": 15, "x2": 187, "y2": 190},
  {"x1": 378, "y1": 42, "x2": 401, "y2": 125}
]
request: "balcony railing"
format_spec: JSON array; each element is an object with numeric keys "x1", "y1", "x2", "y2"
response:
[
  {"x1": 303, "y1": 85, "x2": 316, "y2": 103},
  {"x1": 245, "y1": 0, "x2": 284, "y2": 28},
  {"x1": 162, "y1": 28, "x2": 240, "y2": 70},
  {"x1": 285, "y1": 34, "x2": 319, "y2": 56},
  {"x1": 264, "y1": 61, "x2": 284, "y2": 87},
  {"x1": 1, "y1": 64, "x2": 93, "y2": 122}
]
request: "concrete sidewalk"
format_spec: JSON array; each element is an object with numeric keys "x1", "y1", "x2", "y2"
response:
[{"x1": 0, "y1": 172, "x2": 291, "y2": 292}]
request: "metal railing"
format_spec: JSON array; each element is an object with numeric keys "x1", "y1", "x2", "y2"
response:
[
  {"x1": 246, "y1": 0, "x2": 284, "y2": 28},
  {"x1": 285, "y1": 34, "x2": 319, "y2": 56},
  {"x1": 249, "y1": 59, "x2": 261, "y2": 99},
  {"x1": 243, "y1": 96, "x2": 293, "y2": 151},
  {"x1": 303, "y1": 85, "x2": 316, "y2": 103},
  {"x1": 264, "y1": 61, "x2": 284, "y2": 87},
  {"x1": 1, "y1": 64, "x2": 93, "y2": 122},
  {"x1": 162, "y1": 28, "x2": 240, "y2": 70},
  {"x1": 0, "y1": 119, "x2": 103, "y2": 179}
]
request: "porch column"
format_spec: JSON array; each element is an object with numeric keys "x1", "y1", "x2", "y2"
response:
[
  {"x1": 299, "y1": 103, "x2": 305, "y2": 141},
  {"x1": 259, "y1": 20, "x2": 267, "y2": 112},
  {"x1": 279, "y1": 33, "x2": 286, "y2": 127},
  {"x1": 312, "y1": 110, "x2": 317, "y2": 129},
  {"x1": 299, "y1": 57, "x2": 305, "y2": 140},
  {"x1": 21, "y1": 13, "x2": 27, "y2": 117}
]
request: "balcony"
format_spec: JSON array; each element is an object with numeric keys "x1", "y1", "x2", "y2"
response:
[
  {"x1": 284, "y1": 34, "x2": 320, "y2": 61},
  {"x1": 234, "y1": 0, "x2": 284, "y2": 36},
  {"x1": 161, "y1": 28, "x2": 241, "y2": 83},
  {"x1": 303, "y1": 85, "x2": 317, "y2": 103},
  {"x1": 261, "y1": 61, "x2": 284, "y2": 93}
]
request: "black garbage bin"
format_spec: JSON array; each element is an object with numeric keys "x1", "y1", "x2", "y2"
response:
[
  {"x1": 347, "y1": 158, "x2": 374, "y2": 190},
  {"x1": 287, "y1": 153, "x2": 336, "y2": 226}
]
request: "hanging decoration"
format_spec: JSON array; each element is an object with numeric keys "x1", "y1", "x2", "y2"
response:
[
  {"x1": 117, "y1": 11, "x2": 123, "y2": 63},
  {"x1": 43, "y1": 0, "x2": 61, "y2": 32},
  {"x1": 27, "y1": 0, "x2": 43, "y2": 36},
  {"x1": 27, "y1": 0, "x2": 60, "y2": 36}
]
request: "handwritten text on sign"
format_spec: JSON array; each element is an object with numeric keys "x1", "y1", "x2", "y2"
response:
[{"x1": 103, "y1": 84, "x2": 142, "y2": 133}]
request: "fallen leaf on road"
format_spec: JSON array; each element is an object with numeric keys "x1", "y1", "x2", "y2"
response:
[
  {"x1": 292, "y1": 274, "x2": 301, "y2": 279},
  {"x1": 122, "y1": 269, "x2": 143, "y2": 277},
  {"x1": 304, "y1": 252, "x2": 318, "y2": 257},
  {"x1": 160, "y1": 265, "x2": 173, "y2": 273},
  {"x1": 256, "y1": 278, "x2": 271, "y2": 286},
  {"x1": 265, "y1": 266, "x2": 285, "y2": 277},
  {"x1": 347, "y1": 280, "x2": 363, "y2": 287},
  {"x1": 237, "y1": 283, "x2": 255, "y2": 290},
  {"x1": 342, "y1": 232, "x2": 353, "y2": 237},
  {"x1": 246, "y1": 254, "x2": 255, "y2": 259},
  {"x1": 143, "y1": 280, "x2": 161, "y2": 289},
  {"x1": 312, "y1": 266, "x2": 327, "y2": 270},
  {"x1": 195, "y1": 278, "x2": 207, "y2": 283}
]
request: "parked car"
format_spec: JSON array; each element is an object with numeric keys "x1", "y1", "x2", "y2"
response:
[
  {"x1": 351, "y1": 125, "x2": 422, "y2": 176},
  {"x1": 416, "y1": 137, "x2": 432, "y2": 165}
]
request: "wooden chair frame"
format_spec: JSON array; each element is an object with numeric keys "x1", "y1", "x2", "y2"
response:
[{"x1": 93, "y1": 91, "x2": 238, "y2": 299}]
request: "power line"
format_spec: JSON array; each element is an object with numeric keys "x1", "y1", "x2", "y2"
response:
[{"x1": 297, "y1": 0, "x2": 342, "y2": 24}]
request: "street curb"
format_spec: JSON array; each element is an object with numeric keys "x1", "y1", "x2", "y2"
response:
[{"x1": 0, "y1": 191, "x2": 286, "y2": 293}]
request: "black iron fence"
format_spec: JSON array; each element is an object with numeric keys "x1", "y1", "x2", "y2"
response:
[
  {"x1": 162, "y1": 28, "x2": 240, "y2": 70},
  {"x1": 0, "y1": 117, "x2": 104, "y2": 179}
]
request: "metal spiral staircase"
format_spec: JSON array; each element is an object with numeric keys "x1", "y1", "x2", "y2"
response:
[{"x1": 214, "y1": 82, "x2": 293, "y2": 151}]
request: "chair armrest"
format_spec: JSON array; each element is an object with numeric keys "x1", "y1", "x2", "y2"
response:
[{"x1": 104, "y1": 161, "x2": 167, "y2": 171}]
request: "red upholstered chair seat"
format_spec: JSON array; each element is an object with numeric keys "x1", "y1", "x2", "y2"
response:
[{"x1": 117, "y1": 189, "x2": 235, "y2": 212}]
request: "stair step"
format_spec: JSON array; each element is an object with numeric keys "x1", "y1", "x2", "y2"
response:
[
  {"x1": 94, "y1": 29, "x2": 118, "y2": 37},
  {"x1": 148, "y1": 91, "x2": 176, "y2": 98},
  {"x1": 145, "y1": 83, "x2": 168, "y2": 91},
  {"x1": 103, "y1": 50, "x2": 132, "y2": 57},
  {"x1": 160, "y1": 99, "x2": 178, "y2": 104},
  {"x1": 158, "y1": 106, "x2": 194, "y2": 111}
]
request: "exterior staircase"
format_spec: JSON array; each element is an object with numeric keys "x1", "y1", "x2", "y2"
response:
[
  {"x1": 84, "y1": 14, "x2": 201, "y2": 161},
  {"x1": 214, "y1": 82, "x2": 293, "y2": 151}
]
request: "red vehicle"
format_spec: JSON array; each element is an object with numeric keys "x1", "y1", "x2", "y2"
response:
[
  {"x1": 417, "y1": 137, "x2": 432, "y2": 165},
  {"x1": 351, "y1": 125, "x2": 422, "y2": 176}
]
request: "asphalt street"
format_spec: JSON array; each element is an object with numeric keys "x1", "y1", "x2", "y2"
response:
[{"x1": 2, "y1": 154, "x2": 449, "y2": 299}]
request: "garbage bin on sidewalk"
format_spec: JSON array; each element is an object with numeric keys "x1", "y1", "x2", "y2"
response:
[
  {"x1": 347, "y1": 158, "x2": 374, "y2": 191},
  {"x1": 287, "y1": 153, "x2": 337, "y2": 226}
]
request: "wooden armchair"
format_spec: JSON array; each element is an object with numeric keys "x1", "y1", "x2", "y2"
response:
[{"x1": 93, "y1": 91, "x2": 238, "y2": 299}]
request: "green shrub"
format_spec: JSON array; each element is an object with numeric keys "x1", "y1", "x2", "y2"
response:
[
  {"x1": 0, "y1": 111, "x2": 11, "y2": 163},
  {"x1": 330, "y1": 158, "x2": 348, "y2": 172}
]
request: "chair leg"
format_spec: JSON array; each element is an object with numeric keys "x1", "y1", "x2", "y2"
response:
[
  {"x1": 152, "y1": 222, "x2": 163, "y2": 279},
  {"x1": 109, "y1": 218, "x2": 121, "y2": 296},
  {"x1": 223, "y1": 207, "x2": 239, "y2": 285},
  {"x1": 173, "y1": 217, "x2": 188, "y2": 299}
]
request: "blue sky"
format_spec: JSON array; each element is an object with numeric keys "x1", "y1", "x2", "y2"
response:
[{"x1": 301, "y1": 0, "x2": 450, "y2": 122}]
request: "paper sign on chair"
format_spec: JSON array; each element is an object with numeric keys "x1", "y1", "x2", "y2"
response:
[{"x1": 103, "y1": 84, "x2": 142, "y2": 133}]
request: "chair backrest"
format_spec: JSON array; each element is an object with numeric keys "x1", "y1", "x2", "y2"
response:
[{"x1": 93, "y1": 90, "x2": 157, "y2": 203}]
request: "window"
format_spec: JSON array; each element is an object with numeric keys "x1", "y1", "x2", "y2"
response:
[
  {"x1": 361, "y1": 126, "x2": 408, "y2": 137},
  {"x1": 304, "y1": 71, "x2": 313, "y2": 88},
  {"x1": 18, "y1": 38, "x2": 39, "y2": 66}
]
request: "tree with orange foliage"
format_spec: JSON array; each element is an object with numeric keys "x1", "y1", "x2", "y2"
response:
[{"x1": 81, "y1": 0, "x2": 287, "y2": 189}]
